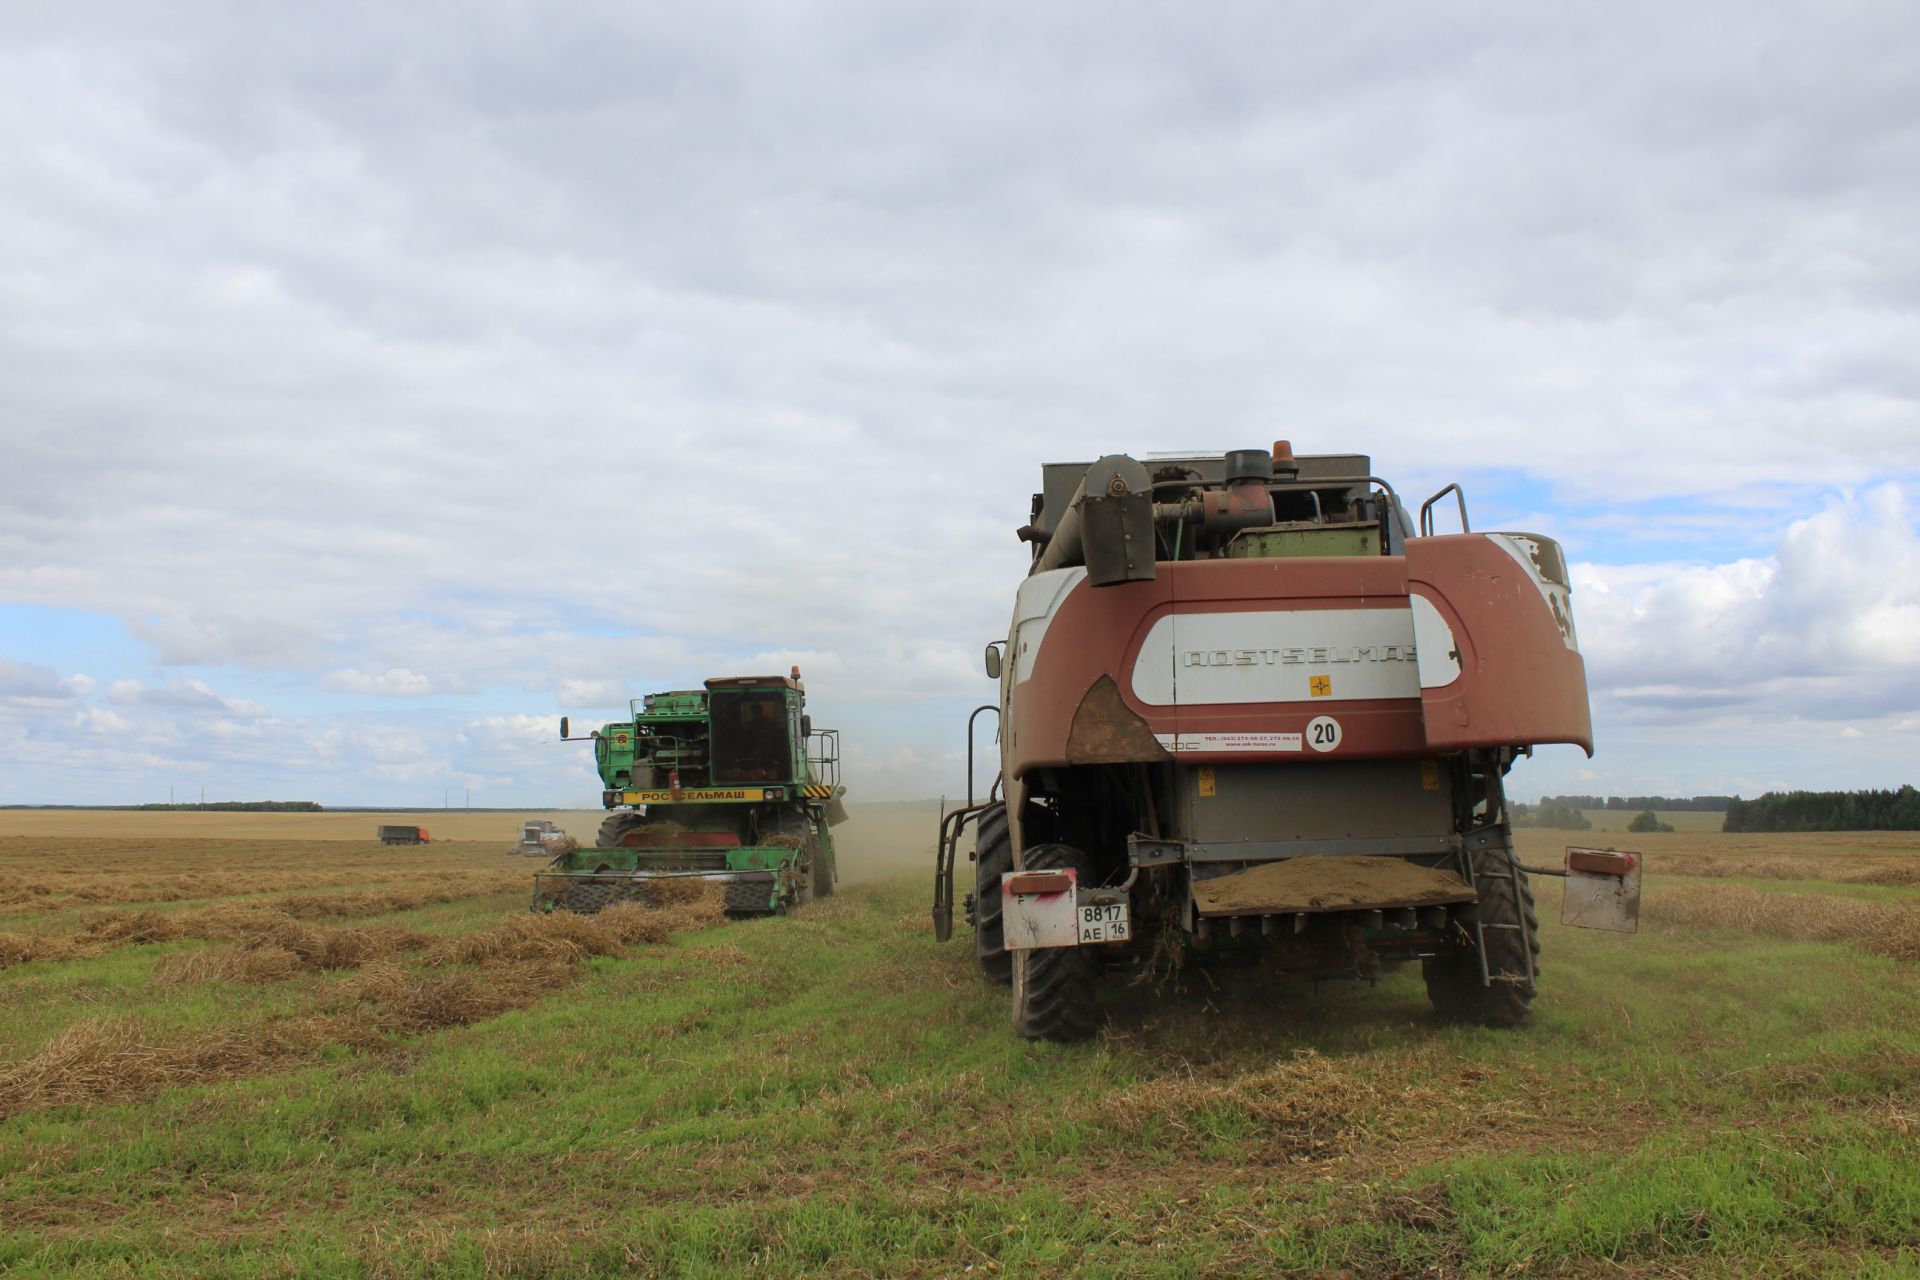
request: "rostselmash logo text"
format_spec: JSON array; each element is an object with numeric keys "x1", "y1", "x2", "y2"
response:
[{"x1": 1182, "y1": 645, "x2": 1416, "y2": 667}]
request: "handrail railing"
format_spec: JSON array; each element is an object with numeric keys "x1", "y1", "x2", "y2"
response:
[
  {"x1": 933, "y1": 704, "x2": 1005, "y2": 942},
  {"x1": 965, "y1": 704, "x2": 1000, "y2": 808},
  {"x1": 1419, "y1": 483, "x2": 1471, "y2": 536},
  {"x1": 805, "y1": 730, "x2": 840, "y2": 787}
]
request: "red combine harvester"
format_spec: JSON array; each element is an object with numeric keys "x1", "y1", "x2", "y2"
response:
[{"x1": 933, "y1": 446, "x2": 1639, "y2": 1041}]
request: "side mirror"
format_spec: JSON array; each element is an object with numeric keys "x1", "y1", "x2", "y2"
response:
[
  {"x1": 801, "y1": 714, "x2": 812, "y2": 738},
  {"x1": 559, "y1": 717, "x2": 570, "y2": 739},
  {"x1": 984, "y1": 643, "x2": 1004, "y2": 680}
]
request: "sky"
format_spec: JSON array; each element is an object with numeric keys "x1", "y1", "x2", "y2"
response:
[{"x1": 2, "y1": 1, "x2": 1917, "y2": 808}]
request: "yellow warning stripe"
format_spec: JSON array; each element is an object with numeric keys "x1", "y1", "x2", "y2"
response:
[{"x1": 803, "y1": 784, "x2": 834, "y2": 798}]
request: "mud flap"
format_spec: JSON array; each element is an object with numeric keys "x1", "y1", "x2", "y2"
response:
[
  {"x1": 1561, "y1": 848, "x2": 1641, "y2": 933},
  {"x1": 1000, "y1": 869, "x2": 1132, "y2": 950}
]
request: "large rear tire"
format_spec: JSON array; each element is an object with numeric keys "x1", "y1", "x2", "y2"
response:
[
  {"x1": 973, "y1": 804, "x2": 1013, "y2": 985},
  {"x1": 596, "y1": 811, "x2": 650, "y2": 849},
  {"x1": 1010, "y1": 843, "x2": 1100, "y2": 1043},
  {"x1": 1424, "y1": 846, "x2": 1540, "y2": 1027}
]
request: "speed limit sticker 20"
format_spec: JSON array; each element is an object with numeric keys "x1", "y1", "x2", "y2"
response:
[{"x1": 1305, "y1": 716, "x2": 1342, "y2": 752}]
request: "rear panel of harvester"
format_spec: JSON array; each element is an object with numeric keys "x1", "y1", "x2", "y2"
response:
[{"x1": 1003, "y1": 450, "x2": 1586, "y2": 967}]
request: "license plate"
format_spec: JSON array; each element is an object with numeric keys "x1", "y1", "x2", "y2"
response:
[{"x1": 1077, "y1": 902, "x2": 1130, "y2": 944}]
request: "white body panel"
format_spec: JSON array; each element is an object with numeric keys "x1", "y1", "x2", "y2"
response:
[
  {"x1": 1489, "y1": 533, "x2": 1581, "y2": 651},
  {"x1": 1129, "y1": 608, "x2": 1420, "y2": 707},
  {"x1": 1409, "y1": 594, "x2": 1464, "y2": 689},
  {"x1": 1010, "y1": 567, "x2": 1088, "y2": 684}
]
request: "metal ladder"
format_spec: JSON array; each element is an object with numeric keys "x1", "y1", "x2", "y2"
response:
[{"x1": 1458, "y1": 825, "x2": 1537, "y2": 988}]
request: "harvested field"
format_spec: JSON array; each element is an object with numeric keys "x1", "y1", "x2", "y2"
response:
[
  {"x1": 1647, "y1": 882, "x2": 1920, "y2": 960},
  {"x1": 1515, "y1": 826, "x2": 1920, "y2": 885},
  {"x1": 3, "y1": 808, "x2": 1919, "y2": 1277},
  {"x1": 0, "y1": 882, "x2": 727, "y2": 1119},
  {"x1": 0, "y1": 876, "x2": 529, "y2": 970},
  {"x1": 0, "y1": 808, "x2": 606, "y2": 843}
]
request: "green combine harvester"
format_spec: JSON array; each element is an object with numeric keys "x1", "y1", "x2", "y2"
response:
[{"x1": 536, "y1": 670, "x2": 846, "y2": 916}]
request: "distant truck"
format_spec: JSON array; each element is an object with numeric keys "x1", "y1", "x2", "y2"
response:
[{"x1": 377, "y1": 825, "x2": 431, "y2": 846}]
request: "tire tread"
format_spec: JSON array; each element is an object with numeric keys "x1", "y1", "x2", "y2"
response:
[
  {"x1": 1424, "y1": 846, "x2": 1541, "y2": 1027},
  {"x1": 1010, "y1": 843, "x2": 1100, "y2": 1043},
  {"x1": 973, "y1": 805, "x2": 1013, "y2": 985}
]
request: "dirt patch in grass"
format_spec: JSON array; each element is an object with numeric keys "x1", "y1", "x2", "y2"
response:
[
  {"x1": 432, "y1": 887, "x2": 724, "y2": 966},
  {"x1": 156, "y1": 920, "x2": 437, "y2": 985},
  {"x1": 256, "y1": 920, "x2": 434, "y2": 968},
  {"x1": 0, "y1": 933, "x2": 66, "y2": 967},
  {"x1": 157, "y1": 946, "x2": 309, "y2": 985},
  {"x1": 1650, "y1": 883, "x2": 1920, "y2": 960},
  {"x1": 0, "y1": 887, "x2": 730, "y2": 1120},
  {"x1": 0, "y1": 875, "x2": 55, "y2": 909},
  {"x1": 0, "y1": 1019, "x2": 298, "y2": 1118},
  {"x1": 340, "y1": 960, "x2": 578, "y2": 1035},
  {"x1": 147, "y1": 893, "x2": 728, "y2": 987},
  {"x1": 0, "y1": 878, "x2": 526, "y2": 972},
  {"x1": 1098, "y1": 1049, "x2": 1444, "y2": 1161}
]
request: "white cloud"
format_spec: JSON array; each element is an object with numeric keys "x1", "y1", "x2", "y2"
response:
[
  {"x1": 0, "y1": 659, "x2": 92, "y2": 705},
  {"x1": 1573, "y1": 485, "x2": 1920, "y2": 724},
  {"x1": 321, "y1": 667, "x2": 465, "y2": 697},
  {"x1": 76, "y1": 706, "x2": 130, "y2": 735},
  {"x1": 105, "y1": 677, "x2": 269, "y2": 718},
  {"x1": 554, "y1": 678, "x2": 628, "y2": 710},
  {"x1": 2, "y1": 3, "x2": 1919, "y2": 803}
]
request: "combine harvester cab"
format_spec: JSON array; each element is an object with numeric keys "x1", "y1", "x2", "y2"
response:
[
  {"x1": 538, "y1": 670, "x2": 846, "y2": 916},
  {"x1": 933, "y1": 446, "x2": 1640, "y2": 1041}
]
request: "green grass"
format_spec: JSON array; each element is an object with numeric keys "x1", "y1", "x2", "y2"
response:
[{"x1": 4, "y1": 880, "x2": 1920, "y2": 1277}]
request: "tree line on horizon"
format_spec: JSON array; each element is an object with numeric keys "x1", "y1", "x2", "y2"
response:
[
  {"x1": 1723, "y1": 787, "x2": 1920, "y2": 832},
  {"x1": 1540, "y1": 794, "x2": 1735, "y2": 812},
  {"x1": 1515, "y1": 787, "x2": 1919, "y2": 833}
]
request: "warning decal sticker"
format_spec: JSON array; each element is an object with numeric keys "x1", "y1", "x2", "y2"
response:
[{"x1": 1153, "y1": 733, "x2": 1304, "y2": 754}]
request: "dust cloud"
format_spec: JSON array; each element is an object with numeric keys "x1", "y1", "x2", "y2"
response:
[{"x1": 830, "y1": 801, "x2": 943, "y2": 887}]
